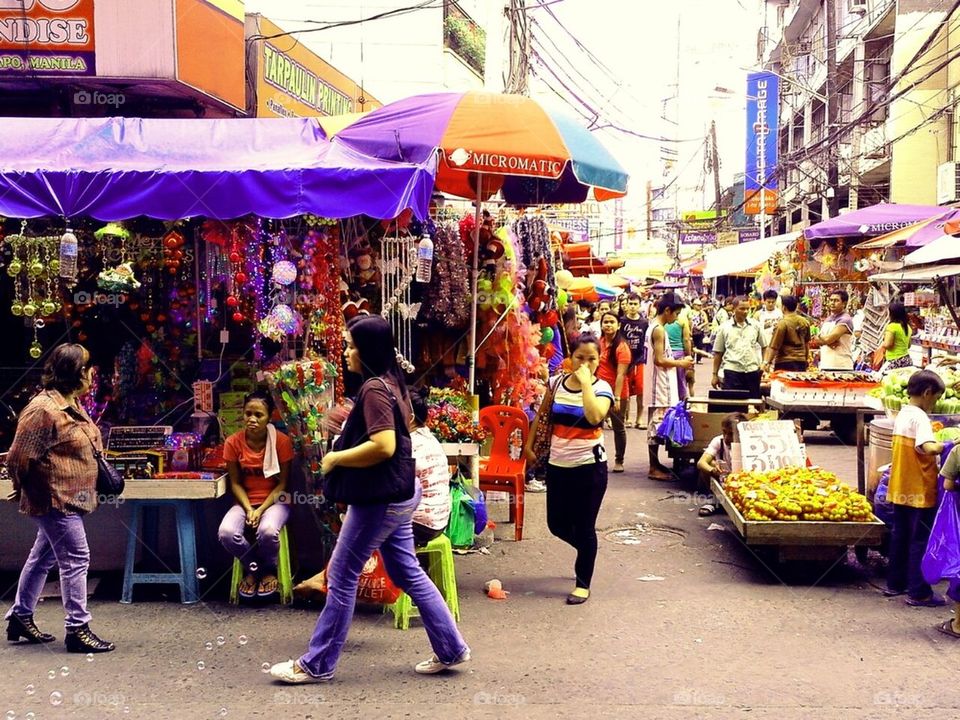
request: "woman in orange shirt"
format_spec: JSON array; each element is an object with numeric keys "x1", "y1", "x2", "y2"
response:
[
  {"x1": 596, "y1": 312, "x2": 631, "y2": 473},
  {"x1": 218, "y1": 391, "x2": 294, "y2": 599}
]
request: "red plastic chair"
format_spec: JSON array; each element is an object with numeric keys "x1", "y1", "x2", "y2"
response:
[{"x1": 478, "y1": 405, "x2": 529, "y2": 541}]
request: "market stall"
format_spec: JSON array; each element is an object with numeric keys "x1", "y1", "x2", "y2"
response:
[{"x1": 0, "y1": 116, "x2": 442, "y2": 577}]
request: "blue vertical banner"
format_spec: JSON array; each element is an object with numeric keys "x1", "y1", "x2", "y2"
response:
[{"x1": 744, "y1": 71, "x2": 779, "y2": 215}]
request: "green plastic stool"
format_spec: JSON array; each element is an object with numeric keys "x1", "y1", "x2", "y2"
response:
[
  {"x1": 228, "y1": 525, "x2": 294, "y2": 605},
  {"x1": 389, "y1": 533, "x2": 461, "y2": 630}
]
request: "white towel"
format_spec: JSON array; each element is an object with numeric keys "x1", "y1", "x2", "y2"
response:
[{"x1": 263, "y1": 424, "x2": 281, "y2": 478}]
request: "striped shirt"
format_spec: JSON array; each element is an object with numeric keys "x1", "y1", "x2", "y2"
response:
[
  {"x1": 549, "y1": 376, "x2": 614, "y2": 467},
  {"x1": 7, "y1": 389, "x2": 101, "y2": 516}
]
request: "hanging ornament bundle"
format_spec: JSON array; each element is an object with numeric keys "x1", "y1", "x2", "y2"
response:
[{"x1": 419, "y1": 223, "x2": 471, "y2": 329}]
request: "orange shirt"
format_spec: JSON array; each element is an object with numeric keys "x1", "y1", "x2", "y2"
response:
[
  {"x1": 597, "y1": 337, "x2": 631, "y2": 394},
  {"x1": 223, "y1": 428, "x2": 294, "y2": 505}
]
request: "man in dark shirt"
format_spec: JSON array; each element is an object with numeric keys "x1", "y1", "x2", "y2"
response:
[{"x1": 619, "y1": 293, "x2": 649, "y2": 428}]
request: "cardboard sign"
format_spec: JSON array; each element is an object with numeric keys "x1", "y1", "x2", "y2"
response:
[{"x1": 737, "y1": 421, "x2": 805, "y2": 472}]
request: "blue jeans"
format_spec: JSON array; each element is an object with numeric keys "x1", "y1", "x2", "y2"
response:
[
  {"x1": 298, "y1": 485, "x2": 467, "y2": 678},
  {"x1": 5, "y1": 510, "x2": 92, "y2": 628}
]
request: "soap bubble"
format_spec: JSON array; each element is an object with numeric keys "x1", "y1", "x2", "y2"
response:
[
  {"x1": 261, "y1": 662, "x2": 271, "y2": 673},
  {"x1": 196, "y1": 567, "x2": 207, "y2": 579},
  {"x1": 7, "y1": 710, "x2": 17, "y2": 719},
  {"x1": 123, "y1": 708, "x2": 130, "y2": 714},
  {"x1": 238, "y1": 635, "x2": 248, "y2": 646},
  {"x1": 25, "y1": 684, "x2": 35, "y2": 695},
  {"x1": 196, "y1": 661, "x2": 205, "y2": 671},
  {"x1": 216, "y1": 636, "x2": 226, "y2": 646},
  {"x1": 218, "y1": 709, "x2": 228, "y2": 717},
  {"x1": 86, "y1": 653, "x2": 94, "y2": 662},
  {"x1": 59, "y1": 666, "x2": 69, "y2": 677},
  {"x1": 248, "y1": 562, "x2": 258, "y2": 573},
  {"x1": 49, "y1": 691, "x2": 63, "y2": 706},
  {"x1": 47, "y1": 670, "x2": 56, "y2": 680},
  {"x1": 26, "y1": 714, "x2": 35, "y2": 720},
  {"x1": 205, "y1": 642, "x2": 213, "y2": 651}
]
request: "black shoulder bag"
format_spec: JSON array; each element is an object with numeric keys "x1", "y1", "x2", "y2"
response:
[
  {"x1": 322, "y1": 378, "x2": 416, "y2": 506},
  {"x1": 77, "y1": 416, "x2": 124, "y2": 499}
]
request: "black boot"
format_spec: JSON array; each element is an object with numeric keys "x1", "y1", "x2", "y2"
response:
[
  {"x1": 65, "y1": 624, "x2": 114, "y2": 653},
  {"x1": 6, "y1": 613, "x2": 55, "y2": 644}
]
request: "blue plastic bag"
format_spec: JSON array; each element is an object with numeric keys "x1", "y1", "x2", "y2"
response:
[
  {"x1": 656, "y1": 402, "x2": 693, "y2": 447},
  {"x1": 873, "y1": 465, "x2": 894, "y2": 527},
  {"x1": 922, "y1": 491, "x2": 960, "y2": 585}
]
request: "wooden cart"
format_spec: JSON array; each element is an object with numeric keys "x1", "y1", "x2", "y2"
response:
[{"x1": 711, "y1": 478, "x2": 885, "y2": 562}]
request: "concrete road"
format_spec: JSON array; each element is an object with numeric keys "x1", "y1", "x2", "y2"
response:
[{"x1": 1, "y1": 371, "x2": 956, "y2": 719}]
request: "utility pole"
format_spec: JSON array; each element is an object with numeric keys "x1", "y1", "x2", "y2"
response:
[
  {"x1": 710, "y1": 120, "x2": 722, "y2": 218},
  {"x1": 826, "y1": 0, "x2": 840, "y2": 218},
  {"x1": 646, "y1": 180, "x2": 653, "y2": 240},
  {"x1": 505, "y1": 0, "x2": 529, "y2": 95}
]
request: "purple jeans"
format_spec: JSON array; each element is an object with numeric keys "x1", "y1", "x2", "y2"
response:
[
  {"x1": 298, "y1": 484, "x2": 468, "y2": 679},
  {"x1": 217, "y1": 503, "x2": 290, "y2": 571},
  {"x1": 5, "y1": 510, "x2": 92, "y2": 628}
]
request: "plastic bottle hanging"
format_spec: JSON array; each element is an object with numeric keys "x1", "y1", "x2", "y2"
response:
[
  {"x1": 59, "y1": 227, "x2": 78, "y2": 286},
  {"x1": 415, "y1": 235, "x2": 434, "y2": 283}
]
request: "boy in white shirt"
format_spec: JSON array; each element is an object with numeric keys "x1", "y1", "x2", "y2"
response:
[{"x1": 756, "y1": 290, "x2": 783, "y2": 348}]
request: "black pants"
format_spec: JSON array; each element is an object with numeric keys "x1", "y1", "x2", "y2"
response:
[
  {"x1": 887, "y1": 504, "x2": 937, "y2": 599},
  {"x1": 412, "y1": 522, "x2": 444, "y2": 547},
  {"x1": 774, "y1": 361, "x2": 808, "y2": 372},
  {"x1": 722, "y1": 369, "x2": 761, "y2": 399},
  {"x1": 546, "y1": 461, "x2": 608, "y2": 589}
]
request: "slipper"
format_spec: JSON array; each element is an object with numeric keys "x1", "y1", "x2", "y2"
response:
[
  {"x1": 257, "y1": 575, "x2": 279, "y2": 598},
  {"x1": 699, "y1": 503, "x2": 719, "y2": 517},
  {"x1": 937, "y1": 619, "x2": 960, "y2": 638},
  {"x1": 649, "y1": 472, "x2": 674, "y2": 482},
  {"x1": 906, "y1": 594, "x2": 947, "y2": 607},
  {"x1": 238, "y1": 574, "x2": 257, "y2": 599},
  {"x1": 611, "y1": 464, "x2": 625, "y2": 473},
  {"x1": 882, "y1": 588, "x2": 907, "y2": 598}
]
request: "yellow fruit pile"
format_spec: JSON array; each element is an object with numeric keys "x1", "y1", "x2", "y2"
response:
[{"x1": 723, "y1": 467, "x2": 874, "y2": 522}]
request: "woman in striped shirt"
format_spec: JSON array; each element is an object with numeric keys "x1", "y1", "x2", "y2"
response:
[{"x1": 525, "y1": 334, "x2": 613, "y2": 605}]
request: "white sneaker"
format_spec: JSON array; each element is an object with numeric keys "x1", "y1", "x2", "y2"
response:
[
  {"x1": 414, "y1": 648, "x2": 471, "y2": 675},
  {"x1": 524, "y1": 479, "x2": 547, "y2": 493},
  {"x1": 269, "y1": 659, "x2": 331, "y2": 684}
]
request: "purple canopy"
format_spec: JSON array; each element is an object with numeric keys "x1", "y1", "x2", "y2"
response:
[
  {"x1": 803, "y1": 202, "x2": 945, "y2": 240},
  {"x1": 0, "y1": 117, "x2": 435, "y2": 220}
]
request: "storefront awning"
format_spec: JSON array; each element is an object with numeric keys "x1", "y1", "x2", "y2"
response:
[
  {"x1": 868, "y1": 264, "x2": 960, "y2": 282},
  {"x1": 0, "y1": 117, "x2": 436, "y2": 220},
  {"x1": 702, "y1": 232, "x2": 798, "y2": 279},
  {"x1": 853, "y1": 218, "x2": 938, "y2": 249},
  {"x1": 804, "y1": 203, "x2": 945, "y2": 240},
  {"x1": 903, "y1": 233, "x2": 960, "y2": 266}
]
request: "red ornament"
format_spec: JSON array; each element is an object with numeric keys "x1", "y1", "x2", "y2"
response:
[
  {"x1": 234, "y1": 272, "x2": 248, "y2": 284},
  {"x1": 225, "y1": 296, "x2": 239, "y2": 307},
  {"x1": 232, "y1": 311, "x2": 244, "y2": 323},
  {"x1": 229, "y1": 251, "x2": 241, "y2": 264}
]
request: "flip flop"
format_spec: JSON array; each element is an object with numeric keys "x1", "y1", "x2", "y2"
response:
[
  {"x1": 649, "y1": 472, "x2": 674, "y2": 482},
  {"x1": 906, "y1": 594, "x2": 947, "y2": 607},
  {"x1": 257, "y1": 575, "x2": 279, "y2": 598},
  {"x1": 699, "y1": 503, "x2": 719, "y2": 517},
  {"x1": 238, "y1": 574, "x2": 257, "y2": 599},
  {"x1": 882, "y1": 588, "x2": 907, "y2": 598},
  {"x1": 937, "y1": 619, "x2": 960, "y2": 638}
]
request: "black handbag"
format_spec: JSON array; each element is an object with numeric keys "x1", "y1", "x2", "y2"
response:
[
  {"x1": 94, "y1": 450, "x2": 125, "y2": 499},
  {"x1": 323, "y1": 378, "x2": 416, "y2": 506}
]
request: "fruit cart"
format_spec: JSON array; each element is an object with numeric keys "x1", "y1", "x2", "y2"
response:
[
  {"x1": 711, "y1": 467, "x2": 885, "y2": 563},
  {"x1": 765, "y1": 370, "x2": 880, "y2": 444}
]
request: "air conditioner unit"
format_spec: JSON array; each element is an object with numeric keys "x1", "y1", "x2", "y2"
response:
[
  {"x1": 937, "y1": 161, "x2": 960, "y2": 205},
  {"x1": 795, "y1": 40, "x2": 812, "y2": 54},
  {"x1": 848, "y1": 0, "x2": 868, "y2": 14}
]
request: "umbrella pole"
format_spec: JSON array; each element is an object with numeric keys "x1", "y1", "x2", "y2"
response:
[{"x1": 467, "y1": 179, "x2": 482, "y2": 398}]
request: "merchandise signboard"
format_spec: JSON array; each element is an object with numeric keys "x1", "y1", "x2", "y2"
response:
[
  {"x1": 247, "y1": 15, "x2": 380, "y2": 118},
  {"x1": 0, "y1": 0, "x2": 95, "y2": 76},
  {"x1": 744, "y1": 71, "x2": 779, "y2": 215}
]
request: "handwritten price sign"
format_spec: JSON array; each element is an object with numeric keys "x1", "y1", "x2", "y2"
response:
[{"x1": 737, "y1": 421, "x2": 806, "y2": 472}]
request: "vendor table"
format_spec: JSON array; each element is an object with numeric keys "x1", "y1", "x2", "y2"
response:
[
  {"x1": 119, "y1": 476, "x2": 226, "y2": 605},
  {"x1": 0, "y1": 475, "x2": 226, "y2": 604},
  {"x1": 710, "y1": 478, "x2": 885, "y2": 561}
]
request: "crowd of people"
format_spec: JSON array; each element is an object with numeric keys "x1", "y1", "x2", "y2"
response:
[{"x1": 5, "y1": 287, "x2": 957, "y2": 683}]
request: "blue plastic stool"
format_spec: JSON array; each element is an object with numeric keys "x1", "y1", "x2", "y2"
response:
[
  {"x1": 121, "y1": 499, "x2": 199, "y2": 604},
  {"x1": 388, "y1": 534, "x2": 461, "y2": 630},
  {"x1": 228, "y1": 525, "x2": 294, "y2": 605}
]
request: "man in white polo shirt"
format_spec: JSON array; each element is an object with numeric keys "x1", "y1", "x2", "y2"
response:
[{"x1": 711, "y1": 296, "x2": 765, "y2": 399}]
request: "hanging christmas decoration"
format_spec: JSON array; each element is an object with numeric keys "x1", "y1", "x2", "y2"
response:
[{"x1": 271, "y1": 259, "x2": 297, "y2": 286}]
